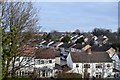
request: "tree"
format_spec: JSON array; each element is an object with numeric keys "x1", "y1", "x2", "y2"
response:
[
  {"x1": 50, "y1": 30, "x2": 61, "y2": 41},
  {"x1": 92, "y1": 28, "x2": 111, "y2": 37},
  {"x1": 61, "y1": 35, "x2": 71, "y2": 43},
  {"x1": 1, "y1": 2, "x2": 38, "y2": 79},
  {"x1": 72, "y1": 29, "x2": 80, "y2": 35},
  {"x1": 75, "y1": 37, "x2": 84, "y2": 44},
  {"x1": 42, "y1": 33, "x2": 52, "y2": 41}
]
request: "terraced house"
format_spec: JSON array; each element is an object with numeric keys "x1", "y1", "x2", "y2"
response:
[
  {"x1": 67, "y1": 51, "x2": 113, "y2": 78},
  {"x1": 11, "y1": 46, "x2": 60, "y2": 78}
]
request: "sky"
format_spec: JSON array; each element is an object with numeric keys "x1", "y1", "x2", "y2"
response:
[{"x1": 33, "y1": 2, "x2": 118, "y2": 32}]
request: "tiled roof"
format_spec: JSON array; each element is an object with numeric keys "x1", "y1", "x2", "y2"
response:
[
  {"x1": 70, "y1": 52, "x2": 112, "y2": 63},
  {"x1": 18, "y1": 45, "x2": 36, "y2": 57},
  {"x1": 35, "y1": 48, "x2": 57, "y2": 59}
]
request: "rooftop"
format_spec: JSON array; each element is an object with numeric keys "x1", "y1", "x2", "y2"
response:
[
  {"x1": 72, "y1": 44, "x2": 87, "y2": 49},
  {"x1": 70, "y1": 51, "x2": 112, "y2": 63},
  {"x1": 35, "y1": 48, "x2": 58, "y2": 59},
  {"x1": 91, "y1": 45, "x2": 111, "y2": 52},
  {"x1": 59, "y1": 43, "x2": 75, "y2": 48}
]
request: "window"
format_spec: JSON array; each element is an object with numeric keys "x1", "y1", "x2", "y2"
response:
[
  {"x1": 49, "y1": 60, "x2": 52, "y2": 63},
  {"x1": 42, "y1": 70, "x2": 45, "y2": 77},
  {"x1": 96, "y1": 72, "x2": 101, "y2": 78},
  {"x1": 107, "y1": 64, "x2": 110, "y2": 67},
  {"x1": 27, "y1": 58, "x2": 31, "y2": 62},
  {"x1": 76, "y1": 64, "x2": 79, "y2": 68},
  {"x1": 37, "y1": 60, "x2": 40, "y2": 65},
  {"x1": 96, "y1": 64, "x2": 102, "y2": 68},
  {"x1": 41, "y1": 60, "x2": 44, "y2": 64},
  {"x1": 96, "y1": 75, "x2": 101, "y2": 78},
  {"x1": 23, "y1": 57, "x2": 27, "y2": 61},
  {"x1": 84, "y1": 64, "x2": 90, "y2": 68}
]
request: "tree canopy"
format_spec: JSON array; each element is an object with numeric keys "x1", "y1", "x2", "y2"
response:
[
  {"x1": 1, "y1": 2, "x2": 39, "y2": 79},
  {"x1": 92, "y1": 28, "x2": 111, "y2": 37},
  {"x1": 61, "y1": 35, "x2": 71, "y2": 43},
  {"x1": 75, "y1": 37, "x2": 84, "y2": 44},
  {"x1": 72, "y1": 29, "x2": 80, "y2": 35}
]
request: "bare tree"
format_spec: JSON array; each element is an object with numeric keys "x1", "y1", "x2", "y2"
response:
[{"x1": 1, "y1": 2, "x2": 39, "y2": 79}]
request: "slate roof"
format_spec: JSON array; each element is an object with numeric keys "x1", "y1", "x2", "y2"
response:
[
  {"x1": 59, "y1": 43, "x2": 75, "y2": 48},
  {"x1": 51, "y1": 42, "x2": 62, "y2": 47},
  {"x1": 42, "y1": 41, "x2": 50, "y2": 46},
  {"x1": 72, "y1": 44, "x2": 87, "y2": 49},
  {"x1": 71, "y1": 36, "x2": 78, "y2": 40},
  {"x1": 49, "y1": 41, "x2": 56, "y2": 46},
  {"x1": 91, "y1": 45, "x2": 111, "y2": 52},
  {"x1": 70, "y1": 52, "x2": 112, "y2": 63},
  {"x1": 35, "y1": 48, "x2": 57, "y2": 59}
]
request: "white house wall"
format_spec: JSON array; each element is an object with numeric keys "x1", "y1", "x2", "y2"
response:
[
  {"x1": 66, "y1": 53, "x2": 73, "y2": 68},
  {"x1": 34, "y1": 59, "x2": 55, "y2": 69},
  {"x1": 68, "y1": 62, "x2": 113, "y2": 78},
  {"x1": 55, "y1": 57, "x2": 60, "y2": 65}
]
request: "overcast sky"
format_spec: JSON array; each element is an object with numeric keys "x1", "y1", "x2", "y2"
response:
[{"x1": 33, "y1": 2, "x2": 118, "y2": 32}]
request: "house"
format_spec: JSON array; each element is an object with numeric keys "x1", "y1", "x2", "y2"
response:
[
  {"x1": 12, "y1": 45, "x2": 36, "y2": 76},
  {"x1": 112, "y1": 54, "x2": 120, "y2": 71},
  {"x1": 92, "y1": 36, "x2": 98, "y2": 45},
  {"x1": 97, "y1": 35, "x2": 109, "y2": 45},
  {"x1": 70, "y1": 44, "x2": 91, "y2": 52},
  {"x1": 71, "y1": 35, "x2": 81, "y2": 43},
  {"x1": 55, "y1": 51, "x2": 61, "y2": 65},
  {"x1": 34, "y1": 48, "x2": 57, "y2": 78},
  {"x1": 91, "y1": 45, "x2": 120, "y2": 71},
  {"x1": 67, "y1": 51, "x2": 113, "y2": 78},
  {"x1": 50, "y1": 42, "x2": 63, "y2": 49},
  {"x1": 13, "y1": 47, "x2": 61, "y2": 78},
  {"x1": 39, "y1": 41, "x2": 54, "y2": 48},
  {"x1": 38, "y1": 40, "x2": 46, "y2": 48},
  {"x1": 59, "y1": 43, "x2": 75, "y2": 60}
]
